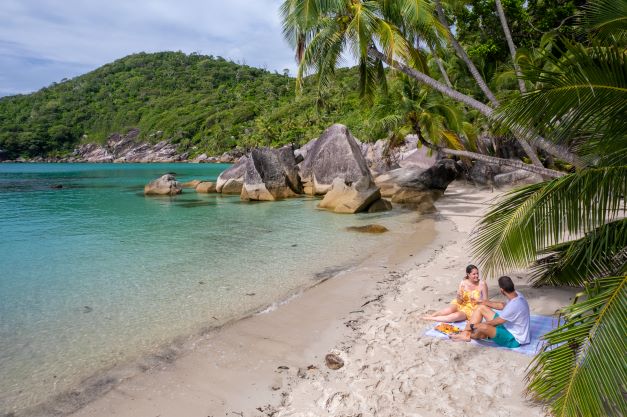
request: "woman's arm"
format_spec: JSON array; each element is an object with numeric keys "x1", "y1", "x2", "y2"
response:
[{"x1": 456, "y1": 281, "x2": 464, "y2": 303}]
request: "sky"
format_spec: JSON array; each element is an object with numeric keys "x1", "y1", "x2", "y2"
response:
[{"x1": 0, "y1": 0, "x2": 299, "y2": 97}]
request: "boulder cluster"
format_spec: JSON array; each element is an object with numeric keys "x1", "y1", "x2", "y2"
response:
[{"x1": 144, "y1": 124, "x2": 461, "y2": 214}]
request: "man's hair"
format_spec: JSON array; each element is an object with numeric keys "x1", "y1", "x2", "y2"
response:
[{"x1": 498, "y1": 276, "x2": 516, "y2": 293}]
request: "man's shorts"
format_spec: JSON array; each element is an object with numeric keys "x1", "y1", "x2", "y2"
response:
[{"x1": 490, "y1": 313, "x2": 521, "y2": 348}]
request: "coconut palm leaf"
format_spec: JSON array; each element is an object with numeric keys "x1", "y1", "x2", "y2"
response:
[
  {"x1": 471, "y1": 166, "x2": 627, "y2": 277},
  {"x1": 531, "y1": 218, "x2": 627, "y2": 286},
  {"x1": 579, "y1": 0, "x2": 627, "y2": 46},
  {"x1": 496, "y1": 43, "x2": 627, "y2": 163},
  {"x1": 296, "y1": 18, "x2": 346, "y2": 92},
  {"x1": 526, "y1": 274, "x2": 627, "y2": 417},
  {"x1": 461, "y1": 121, "x2": 478, "y2": 152}
]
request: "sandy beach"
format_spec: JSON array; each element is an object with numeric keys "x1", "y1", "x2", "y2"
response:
[{"x1": 61, "y1": 182, "x2": 576, "y2": 417}]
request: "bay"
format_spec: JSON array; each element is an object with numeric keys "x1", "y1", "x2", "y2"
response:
[{"x1": 0, "y1": 163, "x2": 415, "y2": 415}]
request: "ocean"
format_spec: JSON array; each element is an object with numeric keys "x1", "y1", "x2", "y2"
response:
[{"x1": 0, "y1": 163, "x2": 419, "y2": 415}]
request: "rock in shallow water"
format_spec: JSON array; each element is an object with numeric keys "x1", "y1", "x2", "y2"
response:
[
  {"x1": 180, "y1": 179, "x2": 201, "y2": 188},
  {"x1": 195, "y1": 181, "x2": 217, "y2": 193},
  {"x1": 318, "y1": 176, "x2": 382, "y2": 214},
  {"x1": 216, "y1": 156, "x2": 248, "y2": 194},
  {"x1": 346, "y1": 224, "x2": 389, "y2": 234},
  {"x1": 240, "y1": 145, "x2": 302, "y2": 201},
  {"x1": 144, "y1": 174, "x2": 182, "y2": 196}
]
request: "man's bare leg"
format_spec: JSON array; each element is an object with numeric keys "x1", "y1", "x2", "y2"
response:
[
  {"x1": 450, "y1": 305, "x2": 496, "y2": 342},
  {"x1": 471, "y1": 323, "x2": 497, "y2": 340}
]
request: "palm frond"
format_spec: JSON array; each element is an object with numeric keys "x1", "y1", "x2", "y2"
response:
[
  {"x1": 579, "y1": 0, "x2": 627, "y2": 46},
  {"x1": 496, "y1": 43, "x2": 627, "y2": 160},
  {"x1": 376, "y1": 19, "x2": 411, "y2": 65},
  {"x1": 531, "y1": 219, "x2": 627, "y2": 287},
  {"x1": 440, "y1": 131, "x2": 464, "y2": 150},
  {"x1": 493, "y1": 67, "x2": 520, "y2": 93},
  {"x1": 358, "y1": 54, "x2": 386, "y2": 103},
  {"x1": 399, "y1": 0, "x2": 444, "y2": 41},
  {"x1": 471, "y1": 166, "x2": 627, "y2": 277},
  {"x1": 526, "y1": 275, "x2": 627, "y2": 417},
  {"x1": 462, "y1": 122, "x2": 478, "y2": 152},
  {"x1": 295, "y1": 16, "x2": 346, "y2": 92}
]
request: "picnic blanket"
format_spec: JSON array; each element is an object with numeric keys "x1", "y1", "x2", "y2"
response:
[{"x1": 425, "y1": 314, "x2": 559, "y2": 356}]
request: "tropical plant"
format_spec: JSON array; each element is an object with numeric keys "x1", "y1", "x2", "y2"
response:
[
  {"x1": 0, "y1": 53, "x2": 373, "y2": 158},
  {"x1": 527, "y1": 274, "x2": 626, "y2": 417},
  {"x1": 494, "y1": 0, "x2": 527, "y2": 93},
  {"x1": 471, "y1": 0, "x2": 626, "y2": 415},
  {"x1": 371, "y1": 73, "x2": 470, "y2": 148},
  {"x1": 280, "y1": 0, "x2": 582, "y2": 175}
]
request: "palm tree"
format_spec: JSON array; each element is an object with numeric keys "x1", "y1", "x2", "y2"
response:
[
  {"x1": 371, "y1": 72, "x2": 474, "y2": 155},
  {"x1": 494, "y1": 0, "x2": 527, "y2": 94},
  {"x1": 471, "y1": 1, "x2": 626, "y2": 415},
  {"x1": 279, "y1": 0, "x2": 582, "y2": 172}
]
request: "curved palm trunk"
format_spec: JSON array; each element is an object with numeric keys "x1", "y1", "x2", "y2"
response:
[
  {"x1": 495, "y1": 0, "x2": 527, "y2": 94},
  {"x1": 427, "y1": 44, "x2": 453, "y2": 88},
  {"x1": 413, "y1": 125, "x2": 565, "y2": 178},
  {"x1": 367, "y1": 47, "x2": 583, "y2": 169},
  {"x1": 434, "y1": 0, "x2": 500, "y2": 106},
  {"x1": 432, "y1": 0, "x2": 545, "y2": 167}
]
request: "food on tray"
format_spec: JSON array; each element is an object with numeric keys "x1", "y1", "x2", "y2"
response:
[{"x1": 434, "y1": 323, "x2": 461, "y2": 335}]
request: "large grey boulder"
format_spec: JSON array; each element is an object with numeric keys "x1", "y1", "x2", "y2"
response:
[
  {"x1": 466, "y1": 161, "x2": 499, "y2": 186},
  {"x1": 363, "y1": 139, "x2": 396, "y2": 173},
  {"x1": 318, "y1": 176, "x2": 384, "y2": 214},
  {"x1": 144, "y1": 174, "x2": 182, "y2": 196},
  {"x1": 375, "y1": 159, "x2": 459, "y2": 207},
  {"x1": 216, "y1": 156, "x2": 248, "y2": 194},
  {"x1": 218, "y1": 148, "x2": 246, "y2": 163},
  {"x1": 294, "y1": 137, "x2": 318, "y2": 163},
  {"x1": 494, "y1": 169, "x2": 543, "y2": 188},
  {"x1": 361, "y1": 135, "x2": 438, "y2": 174},
  {"x1": 300, "y1": 124, "x2": 372, "y2": 195},
  {"x1": 398, "y1": 145, "x2": 439, "y2": 169},
  {"x1": 241, "y1": 146, "x2": 302, "y2": 201}
]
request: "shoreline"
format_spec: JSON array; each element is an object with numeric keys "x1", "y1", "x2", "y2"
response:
[
  {"x1": 11, "y1": 201, "x2": 434, "y2": 417},
  {"x1": 55, "y1": 205, "x2": 445, "y2": 417},
  {"x1": 17, "y1": 182, "x2": 578, "y2": 417}
]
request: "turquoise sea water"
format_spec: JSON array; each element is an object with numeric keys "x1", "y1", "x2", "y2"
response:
[{"x1": 0, "y1": 163, "x2": 419, "y2": 415}]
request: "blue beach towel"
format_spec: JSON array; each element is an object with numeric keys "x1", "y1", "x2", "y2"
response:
[{"x1": 424, "y1": 314, "x2": 558, "y2": 356}]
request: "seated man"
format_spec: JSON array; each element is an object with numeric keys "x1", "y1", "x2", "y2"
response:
[{"x1": 451, "y1": 276, "x2": 530, "y2": 348}]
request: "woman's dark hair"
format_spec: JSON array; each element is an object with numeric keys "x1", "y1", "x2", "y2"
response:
[{"x1": 464, "y1": 264, "x2": 478, "y2": 279}]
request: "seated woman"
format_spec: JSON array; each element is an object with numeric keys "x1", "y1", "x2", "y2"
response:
[{"x1": 423, "y1": 265, "x2": 488, "y2": 322}]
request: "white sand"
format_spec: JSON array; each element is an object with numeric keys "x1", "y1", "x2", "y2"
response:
[{"x1": 66, "y1": 183, "x2": 576, "y2": 417}]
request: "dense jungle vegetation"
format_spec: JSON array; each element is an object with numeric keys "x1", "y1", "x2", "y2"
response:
[
  {"x1": 0, "y1": 0, "x2": 582, "y2": 160},
  {"x1": 0, "y1": 52, "x2": 373, "y2": 159}
]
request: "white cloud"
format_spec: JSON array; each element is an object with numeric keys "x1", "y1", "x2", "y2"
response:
[{"x1": 0, "y1": 0, "x2": 298, "y2": 96}]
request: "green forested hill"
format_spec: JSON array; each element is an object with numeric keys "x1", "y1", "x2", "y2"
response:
[{"x1": 0, "y1": 51, "x2": 374, "y2": 159}]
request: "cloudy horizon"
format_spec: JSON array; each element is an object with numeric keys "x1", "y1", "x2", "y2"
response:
[{"x1": 0, "y1": 0, "x2": 300, "y2": 97}]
